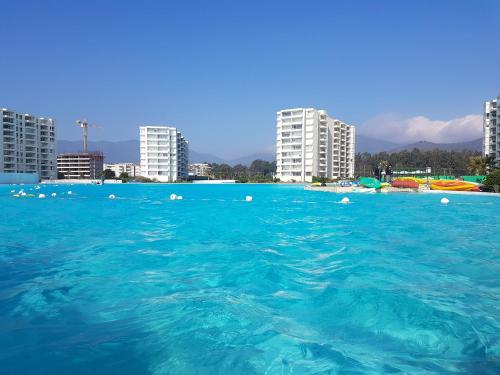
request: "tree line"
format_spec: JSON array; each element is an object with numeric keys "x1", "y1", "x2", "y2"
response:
[
  {"x1": 101, "y1": 150, "x2": 497, "y2": 183},
  {"x1": 100, "y1": 159, "x2": 277, "y2": 183},
  {"x1": 207, "y1": 160, "x2": 277, "y2": 182},
  {"x1": 355, "y1": 149, "x2": 485, "y2": 177}
]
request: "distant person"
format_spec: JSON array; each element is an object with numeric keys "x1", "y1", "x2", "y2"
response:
[
  {"x1": 374, "y1": 167, "x2": 380, "y2": 180},
  {"x1": 386, "y1": 165, "x2": 393, "y2": 183}
]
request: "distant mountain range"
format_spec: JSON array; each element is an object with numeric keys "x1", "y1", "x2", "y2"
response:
[
  {"x1": 388, "y1": 138, "x2": 482, "y2": 152},
  {"x1": 356, "y1": 135, "x2": 482, "y2": 153},
  {"x1": 355, "y1": 134, "x2": 400, "y2": 153},
  {"x1": 57, "y1": 136, "x2": 483, "y2": 165},
  {"x1": 57, "y1": 140, "x2": 275, "y2": 165}
]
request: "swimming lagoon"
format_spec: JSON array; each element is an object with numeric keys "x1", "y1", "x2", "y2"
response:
[{"x1": 0, "y1": 184, "x2": 499, "y2": 374}]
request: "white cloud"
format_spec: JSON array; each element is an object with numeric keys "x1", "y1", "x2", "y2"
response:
[{"x1": 359, "y1": 113, "x2": 483, "y2": 144}]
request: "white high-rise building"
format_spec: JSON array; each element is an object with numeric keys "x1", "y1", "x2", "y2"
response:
[
  {"x1": 140, "y1": 126, "x2": 188, "y2": 182},
  {"x1": 484, "y1": 95, "x2": 499, "y2": 168},
  {"x1": 276, "y1": 108, "x2": 355, "y2": 182},
  {"x1": 1, "y1": 107, "x2": 57, "y2": 180}
]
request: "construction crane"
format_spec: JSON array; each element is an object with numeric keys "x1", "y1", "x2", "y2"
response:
[{"x1": 75, "y1": 119, "x2": 101, "y2": 153}]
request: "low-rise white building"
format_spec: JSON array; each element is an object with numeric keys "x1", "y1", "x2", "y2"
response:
[
  {"x1": 1, "y1": 107, "x2": 57, "y2": 180},
  {"x1": 139, "y1": 126, "x2": 188, "y2": 182},
  {"x1": 276, "y1": 108, "x2": 355, "y2": 182},
  {"x1": 189, "y1": 163, "x2": 211, "y2": 177},
  {"x1": 103, "y1": 163, "x2": 141, "y2": 177},
  {"x1": 484, "y1": 95, "x2": 499, "y2": 168}
]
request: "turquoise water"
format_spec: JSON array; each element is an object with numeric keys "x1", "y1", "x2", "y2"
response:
[{"x1": 0, "y1": 184, "x2": 499, "y2": 374}]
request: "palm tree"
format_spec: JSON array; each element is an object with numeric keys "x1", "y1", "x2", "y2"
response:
[{"x1": 467, "y1": 156, "x2": 487, "y2": 175}]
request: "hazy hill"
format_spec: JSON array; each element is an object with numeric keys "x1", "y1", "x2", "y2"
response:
[
  {"x1": 389, "y1": 138, "x2": 482, "y2": 152},
  {"x1": 57, "y1": 140, "x2": 273, "y2": 165},
  {"x1": 228, "y1": 153, "x2": 275, "y2": 166},
  {"x1": 189, "y1": 150, "x2": 227, "y2": 164},
  {"x1": 356, "y1": 134, "x2": 400, "y2": 153},
  {"x1": 57, "y1": 136, "x2": 483, "y2": 165}
]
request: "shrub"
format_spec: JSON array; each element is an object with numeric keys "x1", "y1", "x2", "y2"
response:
[
  {"x1": 133, "y1": 176, "x2": 154, "y2": 183},
  {"x1": 483, "y1": 170, "x2": 500, "y2": 193},
  {"x1": 312, "y1": 176, "x2": 328, "y2": 184},
  {"x1": 102, "y1": 169, "x2": 116, "y2": 179}
]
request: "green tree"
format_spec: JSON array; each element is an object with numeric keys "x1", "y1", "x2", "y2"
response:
[
  {"x1": 483, "y1": 170, "x2": 500, "y2": 193},
  {"x1": 204, "y1": 159, "x2": 278, "y2": 183},
  {"x1": 102, "y1": 169, "x2": 116, "y2": 179},
  {"x1": 119, "y1": 172, "x2": 130, "y2": 181},
  {"x1": 209, "y1": 163, "x2": 232, "y2": 179},
  {"x1": 249, "y1": 160, "x2": 275, "y2": 176},
  {"x1": 355, "y1": 149, "x2": 482, "y2": 177},
  {"x1": 467, "y1": 156, "x2": 487, "y2": 175},
  {"x1": 232, "y1": 164, "x2": 249, "y2": 182}
]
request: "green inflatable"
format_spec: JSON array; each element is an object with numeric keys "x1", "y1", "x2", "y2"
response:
[{"x1": 359, "y1": 177, "x2": 381, "y2": 189}]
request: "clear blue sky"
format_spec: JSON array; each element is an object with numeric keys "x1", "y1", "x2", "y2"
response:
[{"x1": 1, "y1": 0, "x2": 499, "y2": 158}]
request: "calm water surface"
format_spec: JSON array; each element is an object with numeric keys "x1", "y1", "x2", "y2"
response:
[{"x1": 0, "y1": 184, "x2": 499, "y2": 374}]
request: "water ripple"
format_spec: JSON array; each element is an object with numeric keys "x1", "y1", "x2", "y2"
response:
[{"x1": 0, "y1": 184, "x2": 499, "y2": 374}]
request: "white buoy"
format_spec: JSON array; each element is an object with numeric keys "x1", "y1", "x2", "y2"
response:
[
  {"x1": 38, "y1": 194, "x2": 46, "y2": 199},
  {"x1": 35, "y1": 186, "x2": 40, "y2": 190},
  {"x1": 176, "y1": 195, "x2": 183, "y2": 200},
  {"x1": 51, "y1": 193, "x2": 57, "y2": 197},
  {"x1": 340, "y1": 197, "x2": 350, "y2": 204},
  {"x1": 440, "y1": 197, "x2": 449, "y2": 205},
  {"x1": 108, "y1": 194, "x2": 116, "y2": 199},
  {"x1": 10, "y1": 190, "x2": 15, "y2": 193},
  {"x1": 67, "y1": 191, "x2": 73, "y2": 195},
  {"x1": 170, "y1": 194, "x2": 177, "y2": 200},
  {"x1": 20, "y1": 192, "x2": 27, "y2": 197},
  {"x1": 245, "y1": 195, "x2": 253, "y2": 202}
]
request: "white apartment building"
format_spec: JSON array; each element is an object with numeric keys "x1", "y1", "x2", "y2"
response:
[
  {"x1": 276, "y1": 108, "x2": 355, "y2": 182},
  {"x1": 189, "y1": 163, "x2": 211, "y2": 177},
  {"x1": 103, "y1": 163, "x2": 141, "y2": 177},
  {"x1": 139, "y1": 126, "x2": 188, "y2": 182},
  {"x1": 484, "y1": 95, "x2": 499, "y2": 168},
  {"x1": 1, "y1": 107, "x2": 57, "y2": 180}
]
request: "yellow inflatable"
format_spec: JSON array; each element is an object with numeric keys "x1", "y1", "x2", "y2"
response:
[{"x1": 430, "y1": 180, "x2": 479, "y2": 191}]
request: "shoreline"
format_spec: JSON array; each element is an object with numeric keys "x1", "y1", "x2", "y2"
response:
[{"x1": 304, "y1": 185, "x2": 500, "y2": 197}]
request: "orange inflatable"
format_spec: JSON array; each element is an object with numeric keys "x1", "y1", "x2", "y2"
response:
[
  {"x1": 430, "y1": 180, "x2": 480, "y2": 191},
  {"x1": 392, "y1": 180, "x2": 420, "y2": 189}
]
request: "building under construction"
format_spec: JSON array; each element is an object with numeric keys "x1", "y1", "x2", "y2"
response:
[
  {"x1": 56, "y1": 119, "x2": 104, "y2": 179},
  {"x1": 57, "y1": 152, "x2": 104, "y2": 179}
]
